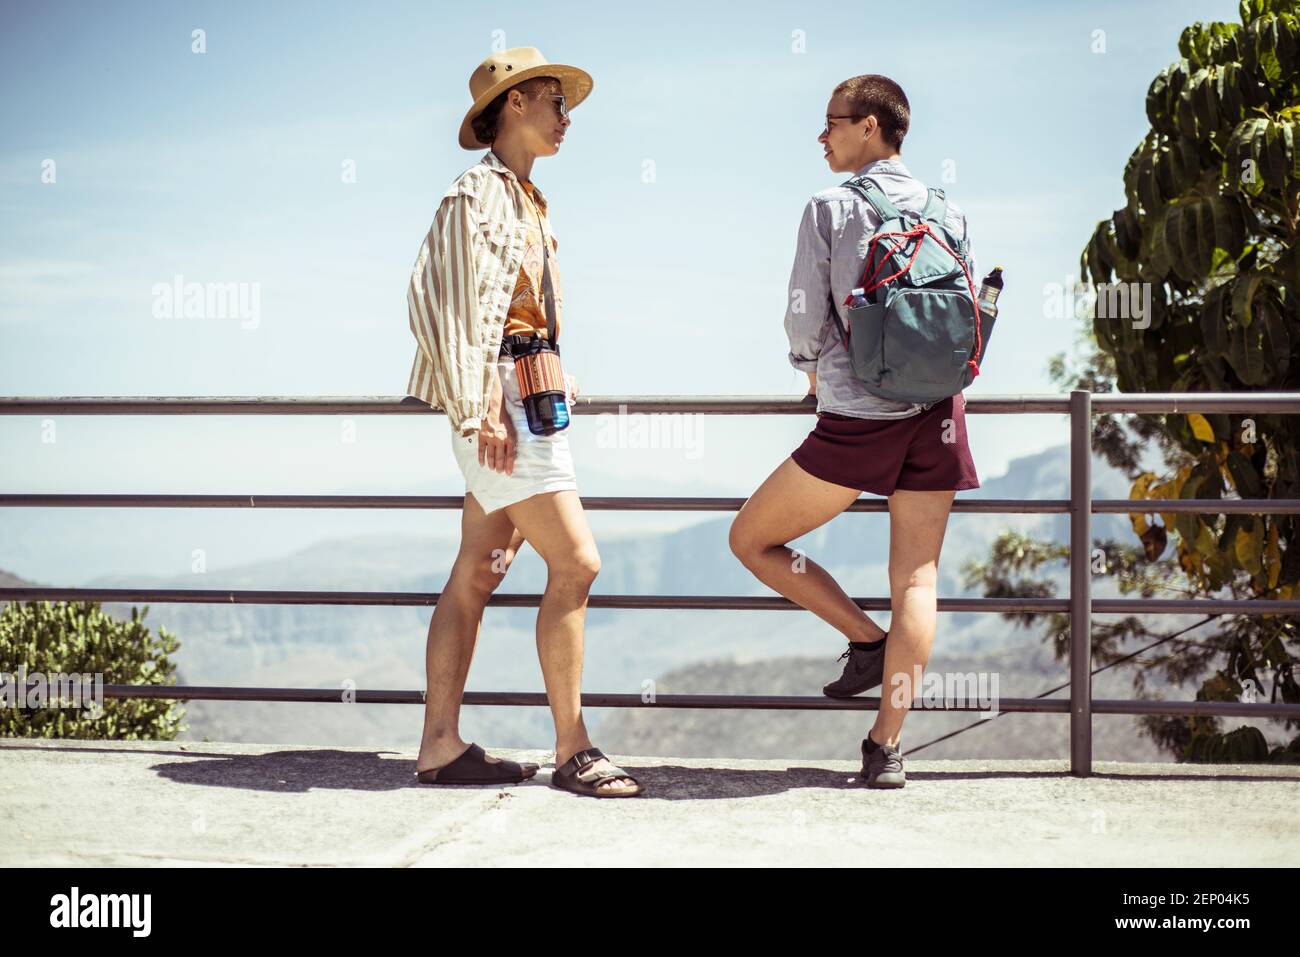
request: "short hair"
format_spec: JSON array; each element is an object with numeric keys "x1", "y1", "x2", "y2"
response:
[
  {"x1": 832, "y1": 74, "x2": 910, "y2": 150},
  {"x1": 470, "y1": 75, "x2": 560, "y2": 146}
]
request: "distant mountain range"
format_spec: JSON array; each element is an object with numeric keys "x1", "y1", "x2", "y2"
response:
[{"x1": 4, "y1": 440, "x2": 1259, "y2": 761}]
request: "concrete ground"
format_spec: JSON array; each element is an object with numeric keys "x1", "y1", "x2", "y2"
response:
[{"x1": 2, "y1": 738, "x2": 1297, "y2": 867}]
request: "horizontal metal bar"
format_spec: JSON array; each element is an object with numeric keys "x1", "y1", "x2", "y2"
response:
[
  {"x1": 1087, "y1": 394, "x2": 1300, "y2": 414},
  {"x1": 1086, "y1": 598, "x2": 1300, "y2": 614},
  {"x1": 4, "y1": 493, "x2": 1296, "y2": 515},
  {"x1": 105, "y1": 684, "x2": 1066, "y2": 711},
  {"x1": 4, "y1": 392, "x2": 1300, "y2": 415},
  {"x1": 97, "y1": 684, "x2": 1300, "y2": 718},
  {"x1": 0, "y1": 493, "x2": 1057, "y2": 513},
  {"x1": 0, "y1": 587, "x2": 1063, "y2": 612},
  {"x1": 6, "y1": 587, "x2": 1298, "y2": 616},
  {"x1": 1093, "y1": 499, "x2": 1300, "y2": 514},
  {"x1": 0, "y1": 395, "x2": 953, "y2": 415}
]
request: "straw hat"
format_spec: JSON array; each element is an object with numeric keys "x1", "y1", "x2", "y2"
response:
[{"x1": 458, "y1": 47, "x2": 593, "y2": 149}]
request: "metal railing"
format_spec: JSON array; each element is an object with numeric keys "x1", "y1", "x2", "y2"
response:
[{"x1": 3, "y1": 390, "x2": 1299, "y2": 776}]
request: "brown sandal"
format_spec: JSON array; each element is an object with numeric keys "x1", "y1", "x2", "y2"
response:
[
  {"x1": 550, "y1": 748, "x2": 644, "y2": 797},
  {"x1": 415, "y1": 743, "x2": 539, "y2": 785}
]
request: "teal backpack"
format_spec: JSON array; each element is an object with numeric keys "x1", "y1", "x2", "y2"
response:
[{"x1": 837, "y1": 174, "x2": 993, "y2": 404}]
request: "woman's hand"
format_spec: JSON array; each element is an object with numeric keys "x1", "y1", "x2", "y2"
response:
[
  {"x1": 565, "y1": 373, "x2": 580, "y2": 402},
  {"x1": 477, "y1": 370, "x2": 516, "y2": 474},
  {"x1": 477, "y1": 410, "x2": 516, "y2": 474},
  {"x1": 806, "y1": 372, "x2": 817, "y2": 395}
]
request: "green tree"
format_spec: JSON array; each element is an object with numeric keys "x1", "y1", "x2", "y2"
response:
[
  {"x1": 0, "y1": 600, "x2": 184, "y2": 739},
  {"x1": 968, "y1": 0, "x2": 1300, "y2": 763}
]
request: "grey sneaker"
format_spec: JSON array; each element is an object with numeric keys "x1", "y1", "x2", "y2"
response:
[
  {"x1": 822, "y1": 632, "x2": 888, "y2": 698},
  {"x1": 861, "y1": 736, "x2": 906, "y2": 789}
]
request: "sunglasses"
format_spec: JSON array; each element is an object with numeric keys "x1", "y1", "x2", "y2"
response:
[
  {"x1": 543, "y1": 93, "x2": 568, "y2": 119},
  {"x1": 822, "y1": 114, "x2": 863, "y2": 134}
]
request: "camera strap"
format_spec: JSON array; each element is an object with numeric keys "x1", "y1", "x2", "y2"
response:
[{"x1": 529, "y1": 194, "x2": 558, "y2": 347}]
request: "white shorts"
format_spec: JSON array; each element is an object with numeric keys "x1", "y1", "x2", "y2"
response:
[{"x1": 450, "y1": 357, "x2": 578, "y2": 515}]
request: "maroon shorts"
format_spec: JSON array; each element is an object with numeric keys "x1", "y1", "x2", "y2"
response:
[{"x1": 790, "y1": 392, "x2": 980, "y2": 496}]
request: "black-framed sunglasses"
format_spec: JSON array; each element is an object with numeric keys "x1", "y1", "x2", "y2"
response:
[{"x1": 822, "y1": 114, "x2": 863, "y2": 134}]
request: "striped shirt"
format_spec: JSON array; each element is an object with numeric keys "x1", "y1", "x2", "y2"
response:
[{"x1": 406, "y1": 150, "x2": 559, "y2": 435}]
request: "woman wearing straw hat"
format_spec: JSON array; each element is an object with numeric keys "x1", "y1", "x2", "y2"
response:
[{"x1": 405, "y1": 47, "x2": 642, "y2": 797}]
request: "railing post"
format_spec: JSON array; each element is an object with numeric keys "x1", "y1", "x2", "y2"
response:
[{"x1": 1069, "y1": 389, "x2": 1093, "y2": 776}]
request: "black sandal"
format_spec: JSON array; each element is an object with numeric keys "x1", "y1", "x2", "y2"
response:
[
  {"x1": 414, "y1": 743, "x2": 539, "y2": 785},
  {"x1": 550, "y1": 748, "x2": 644, "y2": 798}
]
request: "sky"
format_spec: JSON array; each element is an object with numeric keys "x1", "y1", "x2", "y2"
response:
[{"x1": 0, "y1": 0, "x2": 1244, "y2": 556}]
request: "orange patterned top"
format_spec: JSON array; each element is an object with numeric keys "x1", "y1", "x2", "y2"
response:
[{"x1": 502, "y1": 180, "x2": 562, "y2": 340}]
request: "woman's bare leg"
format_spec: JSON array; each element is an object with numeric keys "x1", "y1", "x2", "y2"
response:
[
  {"x1": 728, "y1": 457, "x2": 887, "y2": 643},
  {"x1": 416, "y1": 492, "x2": 524, "y2": 773},
  {"x1": 870, "y1": 488, "x2": 956, "y2": 748},
  {"x1": 503, "y1": 489, "x2": 634, "y2": 792}
]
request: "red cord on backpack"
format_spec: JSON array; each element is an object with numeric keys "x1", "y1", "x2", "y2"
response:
[{"x1": 842, "y1": 223, "x2": 983, "y2": 380}]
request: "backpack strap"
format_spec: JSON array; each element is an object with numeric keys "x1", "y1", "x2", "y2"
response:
[
  {"x1": 843, "y1": 175, "x2": 901, "y2": 222},
  {"x1": 922, "y1": 186, "x2": 972, "y2": 259},
  {"x1": 921, "y1": 187, "x2": 948, "y2": 226}
]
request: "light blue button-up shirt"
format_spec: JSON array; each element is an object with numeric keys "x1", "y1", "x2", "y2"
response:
[{"x1": 784, "y1": 157, "x2": 976, "y2": 419}]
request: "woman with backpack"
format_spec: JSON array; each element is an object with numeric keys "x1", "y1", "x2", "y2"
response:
[{"x1": 728, "y1": 74, "x2": 981, "y2": 789}]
